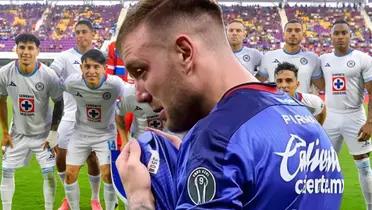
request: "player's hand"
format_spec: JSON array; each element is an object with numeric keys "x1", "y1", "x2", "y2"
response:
[
  {"x1": 358, "y1": 123, "x2": 372, "y2": 141},
  {"x1": 145, "y1": 127, "x2": 182, "y2": 149},
  {"x1": 2, "y1": 133, "x2": 13, "y2": 154},
  {"x1": 42, "y1": 141, "x2": 51, "y2": 150},
  {"x1": 116, "y1": 140, "x2": 154, "y2": 205}
]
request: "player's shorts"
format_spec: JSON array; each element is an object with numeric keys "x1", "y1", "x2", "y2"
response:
[
  {"x1": 56, "y1": 120, "x2": 75, "y2": 149},
  {"x1": 2, "y1": 132, "x2": 55, "y2": 169},
  {"x1": 323, "y1": 108, "x2": 372, "y2": 155},
  {"x1": 66, "y1": 132, "x2": 116, "y2": 166},
  {"x1": 111, "y1": 131, "x2": 178, "y2": 210}
]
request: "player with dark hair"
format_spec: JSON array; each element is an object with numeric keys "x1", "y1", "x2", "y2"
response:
[
  {"x1": 257, "y1": 19, "x2": 324, "y2": 94},
  {"x1": 62, "y1": 49, "x2": 125, "y2": 210},
  {"x1": 0, "y1": 33, "x2": 64, "y2": 210},
  {"x1": 321, "y1": 19, "x2": 372, "y2": 210},
  {"x1": 275, "y1": 62, "x2": 326, "y2": 124},
  {"x1": 50, "y1": 20, "x2": 104, "y2": 210},
  {"x1": 115, "y1": 1, "x2": 343, "y2": 209}
]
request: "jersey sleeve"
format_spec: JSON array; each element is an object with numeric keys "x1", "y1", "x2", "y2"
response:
[
  {"x1": 361, "y1": 53, "x2": 372, "y2": 83},
  {"x1": 311, "y1": 55, "x2": 323, "y2": 80},
  {"x1": 0, "y1": 66, "x2": 8, "y2": 96},
  {"x1": 301, "y1": 93, "x2": 324, "y2": 116},
  {"x1": 254, "y1": 49, "x2": 263, "y2": 68},
  {"x1": 116, "y1": 84, "x2": 133, "y2": 116},
  {"x1": 176, "y1": 129, "x2": 250, "y2": 209},
  {"x1": 50, "y1": 54, "x2": 66, "y2": 79},
  {"x1": 48, "y1": 70, "x2": 64, "y2": 101}
]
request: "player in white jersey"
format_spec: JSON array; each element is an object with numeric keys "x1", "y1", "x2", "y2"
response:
[
  {"x1": 257, "y1": 19, "x2": 324, "y2": 93},
  {"x1": 62, "y1": 49, "x2": 124, "y2": 210},
  {"x1": 0, "y1": 34, "x2": 64, "y2": 210},
  {"x1": 274, "y1": 62, "x2": 326, "y2": 124},
  {"x1": 321, "y1": 20, "x2": 372, "y2": 210},
  {"x1": 116, "y1": 83, "x2": 164, "y2": 145},
  {"x1": 226, "y1": 20, "x2": 262, "y2": 76},
  {"x1": 50, "y1": 20, "x2": 103, "y2": 210}
]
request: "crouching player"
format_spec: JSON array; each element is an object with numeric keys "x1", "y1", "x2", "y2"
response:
[
  {"x1": 62, "y1": 49, "x2": 124, "y2": 210},
  {"x1": 0, "y1": 33, "x2": 64, "y2": 210}
]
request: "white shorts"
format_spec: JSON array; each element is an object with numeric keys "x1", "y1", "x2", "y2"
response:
[
  {"x1": 2, "y1": 132, "x2": 55, "y2": 169},
  {"x1": 66, "y1": 132, "x2": 116, "y2": 166},
  {"x1": 323, "y1": 108, "x2": 372, "y2": 155},
  {"x1": 57, "y1": 120, "x2": 75, "y2": 149}
]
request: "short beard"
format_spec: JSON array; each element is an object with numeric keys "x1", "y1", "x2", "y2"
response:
[{"x1": 166, "y1": 92, "x2": 209, "y2": 133}]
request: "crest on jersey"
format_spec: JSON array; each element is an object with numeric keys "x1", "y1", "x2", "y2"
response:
[
  {"x1": 35, "y1": 82, "x2": 44, "y2": 91},
  {"x1": 147, "y1": 115, "x2": 163, "y2": 130},
  {"x1": 347, "y1": 60, "x2": 355, "y2": 68},
  {"x1": 332, "y1": 74, "x2": 346, "y2": 94},
  {"x1": 187, "y1": 167, "x2": 216, "y2": 205},
  {"x1": 86, "y1": 104, "x2": 102, "y2": 122},
  {"x1": 243, "y1": 54, "x2": 250, "y2": 62},
  {"x1": 19, "y1": 95, "x2": 35, "y2": 115},
  {"x1": 103, "y1": 92, "x2": 112, "y2": 100},
  {"x1": 300, "y1": 57, "x2": 308, "y2": 65}
]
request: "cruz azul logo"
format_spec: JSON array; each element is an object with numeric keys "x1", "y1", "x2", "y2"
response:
[
  {"x1": 18, "y1": 95, "x2": 35, "y2": 116},
  {"x1": 86, "y1": 104, "x2": 102, "y2": 122},
  {"x1": 275, "y1": 134, "x2": 344, "y2": 195}
]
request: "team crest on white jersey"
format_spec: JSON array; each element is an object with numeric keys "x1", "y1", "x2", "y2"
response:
[
  {"x1": 300, "y1": 57, "x2": 308, "y2": 65},
  {"x1": 243, "y1": 54, "x2": 250, "y2": 62},
  {"x1": 103, "y1": 92, "x2": 111, "y2": 100},
  {"x1": 332, "y1": 74, "x2": 346, "y2": 94},
  {"x1": 147, "y1": 115, "x2": 163, "y2": 130},
  {"x1": 19, "y1": 95, "x2": 35, "y2": 115},
  {"x1": 347, "y1": 60, "x2": 355, "y2": 68},
  {"x1": 86, "y1": 104, "x2": 102, "y2": 122},
  {"x1": 35, "y1": 82, "x2": 44, "y2": 91}
]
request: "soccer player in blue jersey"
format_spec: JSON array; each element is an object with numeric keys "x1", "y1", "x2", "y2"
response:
[{"x1": 115, "y1": 0, "x2": 344, "y2": 209}]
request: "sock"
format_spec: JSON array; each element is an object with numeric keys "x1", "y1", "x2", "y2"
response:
[
  {"x1": 1, "y1": 168, "x2": 15, "y2": 210},
  {"x1": 356, "y1": 158, "x2": 372, "y2": 210},
  {"x1": 64, "y1": 181, "x2": 80, "y2": 210},
  {"x1": 42, "y1": 168, "x2": 56, "y2": 210},
  {"x1": 58, "y1": 171, "x2": 66, "y2": 185},
  {"x1": 104, "y1": 183, "x2": 116, "y2": 210},
  {"x1": 89, "y1": 174, "x2": 101, "y2": 200}
]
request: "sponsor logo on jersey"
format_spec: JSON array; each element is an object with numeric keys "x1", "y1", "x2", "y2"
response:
[
  {"x1": 75, "y1": 91, "x2": 83, "y2": 97},
  {"x1": 86, "y1": 104, "x2": 102, "y2": 122},
  {"x1": 332, "y1": 74, "x2": 346, "y2": 94},
  {"x1": 147, "y1": 149, "x2": 160, "y2": 174},
  {"x1": 243, "y1": 54, "x2": 250, "y2": 62},
  {"x1": 300, "y1": 57, "x2": 308, "y2": 65},
  {"x1": 273, "y1": 58, "x2": 280, "y2": 63},
  {"x1": 147, "y1": 115, "x2": 163, "y2": 130},
  {"x1": 275, "y1": 134, "x2": 343, "y2": 194},
  {"x1": 134, "y1": 106, "x2": 143, "y2": 111},
  {"x1": 7, "y1": 81, "x2": 16, "y2": 87},
  {"x1": 35, "y1": 82, "x2": 44, "y2": 91},
  {"x1": 18, "y1": 95, "x2": 35, "y2": 116},
  {"x1": 187, "y1": 167, "x2": 216, "y2": 205},
  {"x1": 347, "y1": 60, "x2": 355, "y2": 68},
  {"x1": 103, "y1": 92, "x2": 112, "y2": 100}
]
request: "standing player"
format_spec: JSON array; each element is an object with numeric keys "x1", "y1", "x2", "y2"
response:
[
  {"x1": 50, "y1": 20, "x2": 102, "y2": 210},
  {"x1": 0, "y1": 34, "x2": 64, "y2": 210},
  {"x1": 275, "y1": 62, "x2": 326, "y2": 124},
  {"x1": 257, "y1": 19, "x2": 324, "y2": 93},
  {"x1": 226, "y1": 19, "x2": 262, "y2": 76},
  {"x1": 63, "y1": 49, "x2": 124, "y2": 210},
  {"x1": 116, "y1": 83, "x2": 164, "y2": 146},
  {"x1": 115, "y1": 1, "x2": 343, "y2": 209},
  {"x1": 321, "y1": 20, "x2": 372, "y2": 210}
]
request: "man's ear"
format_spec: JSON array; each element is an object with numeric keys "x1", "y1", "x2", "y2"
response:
[{"x1": 175, "y1": 35, "x2": 193, "y2": 75}]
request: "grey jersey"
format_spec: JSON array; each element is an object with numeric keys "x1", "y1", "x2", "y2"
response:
[
  {"x1": 116, "y1": 84, "x2": 163, "y2": 138},
  {"x1": 0, "y1": 61, "x2": 63, "y2": 135},
  {"x1": 234, "y1": 46, "x2": 262, "y2": 76},
  {"x1": 50, "y1": 48, "x2": 83, "y2": 121},
  {"x1": 321, "y1": 50, "x2": 372, "y2": 112},
  {"x1": 258, "y1": 49, "x2": 322, "y2": 93},
  {"x1": 64, "y1": 74, "x2": 125, "y2": 137}
]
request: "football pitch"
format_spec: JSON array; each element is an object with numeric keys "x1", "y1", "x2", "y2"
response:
[{"x1": 0, "y1": 103, "x2": 366, "y2": 210}]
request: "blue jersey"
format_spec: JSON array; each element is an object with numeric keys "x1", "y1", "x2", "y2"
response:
[{"x1": 175, "y1": 83, "x2": 343, "y2": 209}]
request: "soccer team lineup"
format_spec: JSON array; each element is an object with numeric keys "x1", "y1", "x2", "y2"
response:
[{"x1": 1, "y1": 0, "x2": 372, "y2": 209}]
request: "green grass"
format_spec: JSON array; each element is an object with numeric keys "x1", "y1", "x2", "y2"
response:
[{"x1": 0, "y1": 101, "x2": 367, "y2": 210}]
